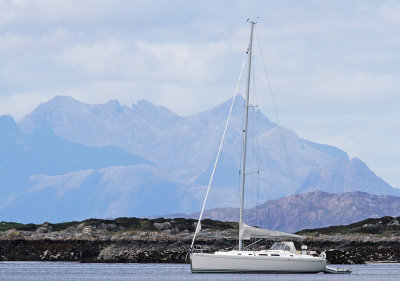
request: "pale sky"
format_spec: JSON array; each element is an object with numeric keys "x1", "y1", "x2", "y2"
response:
[{"x1": 0, "y1": 0, "x2": 399, "y2": 187}]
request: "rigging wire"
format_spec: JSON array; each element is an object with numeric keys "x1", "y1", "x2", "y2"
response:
[
  {"x1": 252, "y1": 40, "x2": 261, "y2": 228},
  {"x1": 235, "y1": 83, "x2": 246, "y2": 247},
  {"x1": 249, "y1": 53, "x2": 255, "y2": 217},
  {"x1": 237, "y1": 120, "x2": 244, "y2": 223},
  {"x1": 249, "y1": 49, "x2": 261, "y2": 227},
  {"x1": 255, "y1": 101, "x2": 261, "y2": 222},
  {"x1": 256, "y1": 105, "x2": 261, "y2": 227},
  {"x1": 254, "y1": 25, "x2": 303, "y2": 230},
  {"x1": 190, "y1": 51, "x2": 248, "y2": 251},
  {"x1": 237, "y1": 90, "x2": 246, "y2": 248}
]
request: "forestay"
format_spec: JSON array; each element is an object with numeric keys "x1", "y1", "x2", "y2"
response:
[{"x1": 239, "y1": 223, "x2": 303, "y2": 240}]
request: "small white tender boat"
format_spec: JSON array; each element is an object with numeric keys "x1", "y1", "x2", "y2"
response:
[{"x1": 324, "y1": 266, "x2": 352, "y2": 274}]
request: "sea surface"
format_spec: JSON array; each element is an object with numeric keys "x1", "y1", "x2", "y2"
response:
[{"x1": 0, "y1": 262, "x2": 399, "y2": 281}]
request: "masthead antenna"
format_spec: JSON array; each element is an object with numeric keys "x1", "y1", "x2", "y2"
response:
[{"x1": 247, "y1": 17, "x2": 259, "y2": 24}]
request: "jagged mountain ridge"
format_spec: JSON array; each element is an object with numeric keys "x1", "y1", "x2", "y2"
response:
[{"x1": 18, "y1": 95, "x2": 395, "y2": 199}]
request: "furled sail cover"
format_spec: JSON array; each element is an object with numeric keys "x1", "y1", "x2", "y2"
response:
[{"x1": 239, "y1": 223, "x2": 303, "y2": 240}]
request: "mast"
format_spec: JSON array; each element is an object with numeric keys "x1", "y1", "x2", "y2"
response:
[{"x1": 238, "y1": 20, "x2": 255, "y2": 251}]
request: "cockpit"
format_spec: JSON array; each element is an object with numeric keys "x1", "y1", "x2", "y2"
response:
[{"x1": 270, "y1": 241, "x2": 297, "y2": 254}]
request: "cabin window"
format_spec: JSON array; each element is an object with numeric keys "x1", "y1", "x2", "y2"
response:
[{"x1": 270, "y1": 242, "x2": 290, "y2": 252}]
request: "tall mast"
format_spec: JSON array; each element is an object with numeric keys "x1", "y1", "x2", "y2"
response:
[{"x1": 238, "y1": 20, "x2": 255, "y2": 251}]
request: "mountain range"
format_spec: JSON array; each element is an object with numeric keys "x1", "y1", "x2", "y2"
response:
[
  {"x1": 1, "y1": 95, "x2": 399, "y2": 223},
  {"x1": 166, "y1": 190, "x2": 400, "y2": 232}
]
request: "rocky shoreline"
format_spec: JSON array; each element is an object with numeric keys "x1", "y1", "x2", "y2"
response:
[
  {"x1": 1, "y1": 237, "x2": 400, "y2": 264},
  {"x1": 1, "y1": 218, "x2": 399, "y2": 264}
]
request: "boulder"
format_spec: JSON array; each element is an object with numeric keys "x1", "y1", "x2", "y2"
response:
[{"x1": 153, "y1": 222, "x2": 172, "y2": 231}]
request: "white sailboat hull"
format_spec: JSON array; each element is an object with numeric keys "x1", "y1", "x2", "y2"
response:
[{"x1": 190, "y1": 251, "x2": 326, "y2": 273}]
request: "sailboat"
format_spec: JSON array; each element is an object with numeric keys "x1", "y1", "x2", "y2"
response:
[{"x1": 189, "y1": 20, "x2": 328, "y2": 274}]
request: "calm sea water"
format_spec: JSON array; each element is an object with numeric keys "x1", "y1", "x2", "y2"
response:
[{"x1": 0, "y1": 262, "x2": 399, "y2": 281}]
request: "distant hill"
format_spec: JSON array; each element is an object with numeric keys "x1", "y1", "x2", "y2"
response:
[
  {"x1": 165, "y1": 191, "x2": 400, "y2": 232},
  {"x1": 0, "y1": 95, "x2": 398, "y2": 222}
]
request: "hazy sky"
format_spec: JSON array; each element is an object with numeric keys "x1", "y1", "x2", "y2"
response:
[{"x1": 0, "y1": 0, "x2": 399, "y2": 187}]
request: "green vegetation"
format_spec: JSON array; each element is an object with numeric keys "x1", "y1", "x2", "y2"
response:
[
  {"x1": 0, "y1": 221, "x2": 80, "y2": 232},
  {"x1": 2, "y1": 215, "x2": 398, "y2": 236},
  {"x1": 297, "y1": 216, "x2": 400, "y2": 236},
  {"x1": 0, "y1": 222, "x2": 27, "y2": 232},
  {"x1": 0, "y1": 217, "x2": 237, "y2": 233},
  {"x1": 0, "y1": 222, "x2": 38, "y2": 232}
]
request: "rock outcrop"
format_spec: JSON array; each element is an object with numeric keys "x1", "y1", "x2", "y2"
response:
[{"x1": 1, "y1": 217, "x2": 399, "y2": 264}]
